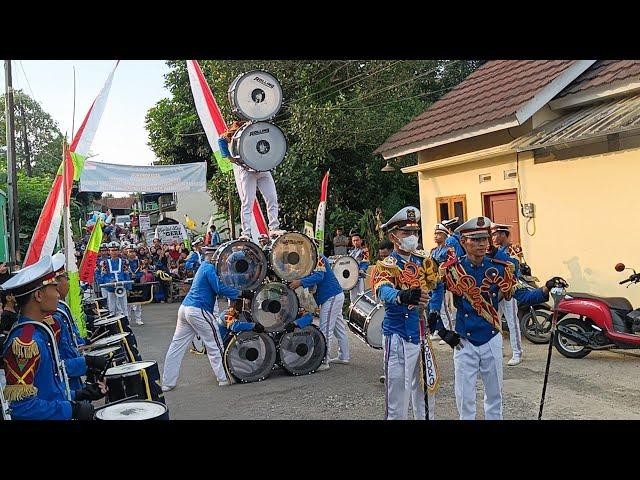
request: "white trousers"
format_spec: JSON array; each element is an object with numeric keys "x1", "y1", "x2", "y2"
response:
[
  {"x1": 319, "y1": 292, "x2": 349, "y2": 363},
  {"x1": 349, "y1": 278, "x2": 365, "y2": 304},
  {"x1": 233, "y1": 164, "x2": 280, "y2": 237},
  {"x1": 384, "y1": 334, "x2": 435, "y2": 420},
  {"x1": 498, "y1": 298, "x2": 521, "y2": 358},
  {"x1": 453, "y1": 333, "x2": 503, "y2": 420},
  {"x1": 128, "y1": 303, "x2": 143, "y2": 323},
  {"x1": 162, "y1": 305, "x2": 228, "y2": 387},
  {"x1": 107, "y1": 291, "x2": 128, "y2": 317}
]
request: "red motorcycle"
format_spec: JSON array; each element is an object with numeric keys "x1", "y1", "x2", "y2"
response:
[{"x1": 553, "y1": 263, "x2": 640, "y2": 358}]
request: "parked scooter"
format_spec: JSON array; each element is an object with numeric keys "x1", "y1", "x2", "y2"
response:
[{"x1": 553, "y1": 263, "x2": 640, "y2": 358}]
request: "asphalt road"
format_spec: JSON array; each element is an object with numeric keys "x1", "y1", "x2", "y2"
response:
[{"x1": 129, "y1": 303, "x2": 640, "y2": 420}]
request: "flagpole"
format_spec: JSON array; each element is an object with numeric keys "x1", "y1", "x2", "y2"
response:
[
  {"x1": 62, "y1": 141, "x2": 71, "y2": 298},
  {"x1": 4, "y1": 60, "x2": 20, "y2": 267}
]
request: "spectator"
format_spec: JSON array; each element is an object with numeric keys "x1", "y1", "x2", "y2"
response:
[
  {"x1": 332, "y1": 227, "x2": 349, "y2": 256},
  {"x1": 205, "y1": 224, "x2": 221, "y2": 247}
]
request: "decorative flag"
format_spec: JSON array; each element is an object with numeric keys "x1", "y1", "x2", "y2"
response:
[
  {"x1": 185, "y1": 214, "x2": 196, "y2": 230},
  {"x1": 250, "y1": 199, "x2": 269, "y2": 244},
  {"x1": 315, "y1": 171, "x2": 330, "y2": 255},
  {"x1": 23, "y1": 61, "x2": 119, "y2": 267},
  {"x1": 79, "y1": 219, "x2": 103, "y2": 283}
]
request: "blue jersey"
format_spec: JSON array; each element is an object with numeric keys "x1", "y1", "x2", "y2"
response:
[
  {"x1": 98, "y1": 257, "x2": 132, "y2": 292},
  {"x1": 52, "y1": 306, "x2": 86, "y2": 391},
  {"x1": 185, "y1": 251, "x2": 205, "y2": 272},
  {"x1": 183, "y1": 261, "x2": 240, "y2": 313},
  {"x1": 300, "y1": 254, "x2": 343, "y2": 305},
  {"x1": 430, "y1": 244, "x2": 449, "y2": 264},
  {"x1": 126, "y1": 257, "x2": 142, "y2": 281}
]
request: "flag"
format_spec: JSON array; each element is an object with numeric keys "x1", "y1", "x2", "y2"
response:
[
  {"x1": 250, "y1": 199, "x2": 268, "y2": 244},
  {"x1": 315, "y1": 171, "x2": 330, "y2": 255},
  {"x1": 186, "y1": 60, "x2": 233, "y2": 173},
  {"x1": 23, "y1": 61, "x2": 119, "y2": 267},
  {"x1": 185, "y1": 214, "x2": 196, "y2": 230},
  {"x1": 79, "y1": 219, "x2": 103, "y2": 283}
]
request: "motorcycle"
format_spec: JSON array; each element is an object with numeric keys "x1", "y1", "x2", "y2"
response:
[{"x1": 553, "y1": 263, "x2": 640, "y2": 359}]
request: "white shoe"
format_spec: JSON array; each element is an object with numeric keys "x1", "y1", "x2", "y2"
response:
[
  {"x1": 316, "y1": 363, "x2": 330, "y2": 371},
  {"x1": 507, "y1": 356, "x2": 522, "y2": 366},
  {"x1": 161, "y1": 385, "x2": 175, "y2": 392},
  {"x1": 329, "y1": 358, "x2": 350, "y2": 365},
  {"x1": 218, "y1": 380, "x2": 230, "y2": 386},
  {"x1": 136, "y1": 320, "x2": 144, "y2": 325},
  {"x1": 439, "y1": 339, "x2": 446, "y2": 345}
]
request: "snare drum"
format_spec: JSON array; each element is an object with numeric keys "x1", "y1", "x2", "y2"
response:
[
  {"x1": 229, "y1": 121, "x2": 287, "y2": 172},
  {"x1": 84, "y1": 345, "x2": 126, "y2": 383},
  {"x1": 347, "y1": 290, "x2": 384, "y2": 349},
  {"x1": 89, "y1": 318, "x2": 142, "y2": 363},
  {"x1": 213, "y1": 240, "x2": 268, "y2": 290},
  {"x1": 104, "y1": 361, "x2": 165, "y2": 404},
  {"x1": 251, "y1": 282, "x2": 299, "y2": 332},
  {"x1": 95, "y1": 400, "x2": 169, "y2": 420},
  {"x1": 277, "y1": 325, "x2": 327, "y2": 376},
  {"x1": 224, "y1": 331, "x2": 277, "y2": 383},
  {"x1": 269, "y1": 232, "x2": 318, "y2": 282},
  {"x1": 329, "y1": 255, "x2": 360, "y2": 291},
  {"x1": 227, "y1": 70, "x2": 283, "y2": 121}
]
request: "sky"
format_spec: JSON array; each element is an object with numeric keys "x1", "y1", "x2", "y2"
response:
[{"x1": 0, "y1": 60, "x2": 172, "y2": 195}]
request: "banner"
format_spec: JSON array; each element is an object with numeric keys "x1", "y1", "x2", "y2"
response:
[
  {"x1": 80, "y1": 161, "x2": 206, "y2": 193},
  {"x1": 304, "y1": 221, "x2": 314, "y2": 238},
  {"x1": 154, "y1": 224, "x2": 188, "y2": 244},
  {"x1": 315, "y1": 171, "x2": 330, "y2": 255},
  {"x1": 139, "y1": 215, "x2": 151, "y2": 232}
]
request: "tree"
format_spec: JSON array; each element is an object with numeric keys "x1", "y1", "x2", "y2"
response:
[
  {"x1": 145, "y1": 60, "x2": 484, "y2": 245},
  {"x1": 0, "y1": 90, "x2": 65, "y2": 178}
]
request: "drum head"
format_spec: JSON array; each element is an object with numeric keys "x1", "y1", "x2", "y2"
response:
[
  {"x1": 348, "y1": 290, "x2": 384, "y2": 349},
  {"x1": 93, "y1": 315, "x2": 124, "y2": 326},
  {"x1": 228, "y1": 70, "x2": 283, "y2": 121},
  {"x1": 278, "y1": 325, "x2": 326, "y2": 375},
  {"x1": 230, "y1": 122, "x2": 287, "y2": 172},
  {"x1": 105, "y1": 361, "x2": 156, "y2": 377},
  {"x1": 214, "y1": 240, "x2": 267, "y2": 290},
  {"x1": 95, "y1": 400, "x2": 168, "y2": 420},
  {"x1": 89, "y1": 332, "x2": 130, "y2": 348},
  {"x1": 269, "y1": 232, "x2": 317, "y2": 282},
  {"x1": 251, "y1": 282, "x2": 299, "y2": 332},
  {"x1": 332, "y1": 256, "x2": 360, "y2": 291},
  {"x1": 225, "y1": 332, "x2": 276, "y2": 383},
  {"x1": 85, "y1": 346, "x2": 120, "y2": 358}
]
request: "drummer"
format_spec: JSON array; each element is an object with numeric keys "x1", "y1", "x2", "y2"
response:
[
  {"x1": 1, "y1": 255, "x2": 107, "y2": 420},
  {"x1": 348, "y1": 232, "x2": 369, "y2": 304},
  {"x1": 125, "y1": 245, "x2": 144, "y2": 326},
  {"x1": 161, "y1": 246, "x2": 254, "y2": 391},
  {"x1": 289, "y1": 245, "x2": 350, "y2": 370},
  {"x1": 99, "y1": 241, "x2": 132, "y2": 317}
]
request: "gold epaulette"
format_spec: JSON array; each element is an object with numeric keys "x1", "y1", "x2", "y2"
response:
[
  {"x1": 372, "y1": 259, "x2": 399, "y2": 298},
  {"x1": 411, "y1": 249, "x2": 429, "y2": 258},
  {"x1": 11, "y1": 333, "x2": 39, "y2": 360},
  {"x1": 421, "y1": 256, "x2": 439, "y2": 291}
]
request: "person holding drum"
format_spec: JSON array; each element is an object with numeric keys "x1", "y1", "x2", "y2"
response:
[
  {"x1": 161, "y1": 246, "x2": 254, "y2": 390},
  {"x1": 348, "y1": 232, "x2": 369, "y2": 304},
  {"x1": 1, "y1": 255, "x2": 107, "y2": 420},
  {"x1": 373, "y1": 206, "x2": 439, "y2": 420},
  {"x1": 289, "y1": 250, "x2": 350, "y2": 370}
]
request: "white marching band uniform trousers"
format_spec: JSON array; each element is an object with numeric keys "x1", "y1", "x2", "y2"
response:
[
  {"x1": 233, "y1": 164, "x2": 280, "y2": 237},
  {"x1": 453, "y1": 333, "x2": 503, "y2": 420},
  {"x1": 498, "y1": 297, "x2": 521, "y2": 358},
  {"x1": 162, "y1": 305, "x2": 228, "y2": 387},
  {"x1": 384, "y1": 333, "x2": 435, "y2": 419},
  {"x1": 349, "y1": 278, "x2": 365, "y2": 304},
  {"x1": 319, "y1": 292, "x2": 349, "y2": 363},
  {"x1": 440, "y1": 293, "x2": 455, "y2": 330},
  {"x1": 107, "y1": 291, "x2": 129, "y2": 317},
  {"x1": 128, "y1": 303, "x2": 143, "y2": 323}
]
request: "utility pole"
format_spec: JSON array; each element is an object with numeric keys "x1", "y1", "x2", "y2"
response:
[
  {"x1": 17, "y1": 99, "x2": 32, "y2": 177},
  {"x1": 4, "y1": 60, "x2": 20, "y2": 266}
]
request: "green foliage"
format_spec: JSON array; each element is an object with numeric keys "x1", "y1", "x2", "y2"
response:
[{"x1": 145, "y1": 60, "x2": 484, "y2": 248}]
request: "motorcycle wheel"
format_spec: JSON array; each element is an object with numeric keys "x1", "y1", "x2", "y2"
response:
[
  {"x1": 553, "y1": 317, "x2": 591, "y2": 359},
  {"x1": 520, "y1": 308, "x2": 552, "y2": 344}
]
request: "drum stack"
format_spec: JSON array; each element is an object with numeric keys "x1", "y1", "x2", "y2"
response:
[
  {"x1": 212, "y1": 232, "x2": 327, "y2": 384},
  {"x1": 80, "y1": 297, "x2": 169, "y2": 420}
]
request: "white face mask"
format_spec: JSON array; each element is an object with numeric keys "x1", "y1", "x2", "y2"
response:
[{"x1": 393, "y1": 233, "x2": 419, "y2": 252}]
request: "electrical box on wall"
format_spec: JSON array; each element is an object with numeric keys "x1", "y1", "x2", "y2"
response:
[{"x1": 522, "y1": 203, "x2": 535, "y2": 218}]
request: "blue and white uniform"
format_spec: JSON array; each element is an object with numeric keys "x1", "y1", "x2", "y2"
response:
[
  {"x1": 99, "y1": 257, "x2": 131, "y2": 316},
  {"x1": 348, "y1": 246, "x2": 370, "y2": 303},
  {"x1": 125, "y1": 256, "x2": 144, "y2": 325},
  {"x1": 185, "y1": 250, "x2": 205, "y2": 273},
  {"x1": 53, "y1": 303, "x2": 87, "y2": 391},
  {"x1": 496, "y1": 243, "x2": 523, "y2": 362}
]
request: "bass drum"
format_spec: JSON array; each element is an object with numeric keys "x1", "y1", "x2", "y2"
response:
[
  {"x1": 229, "y1": 121, "x2": 287, "y2": 172},
  {"x1": 347, "y1": 289, "x2": 384, "y2": 349},
  {"x1": 329, "y1": 255, "x2": 360, "y2": 291},
  {"x1": 277, "y1": 325, "x2": 326, "y2": 376},
  {"x1": 224, "y1": 331, "x2": 277, "y2": 383},
  {"x1": 269, "y1": 232, "x2": 318, "y2": 282},
  {"x1": 227, "y1": 70, "x2": 283, "y2": 121},
  {"x1": 213, "y1": 240, "x2": 268, "y2": 290},
  {"x1": 251, "y1": 282, "x2": 299, "y2": 332}
]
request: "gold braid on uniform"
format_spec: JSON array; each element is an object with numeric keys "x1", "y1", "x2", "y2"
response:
[
  {"x1": 371, "y1": 257, "x2": 399, "y2": 300},
  {"x1": 3, "y1": 325, "x2": 40, "y2": 401}
]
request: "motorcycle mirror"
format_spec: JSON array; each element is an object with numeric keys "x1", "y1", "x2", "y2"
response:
[{"x1": 615, "y1": 263, "x2": 626, "y2": 272}]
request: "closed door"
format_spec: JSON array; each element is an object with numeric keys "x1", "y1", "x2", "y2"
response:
[{"x1": 483, "y1": 190, "x2": 521, "y2": 245}]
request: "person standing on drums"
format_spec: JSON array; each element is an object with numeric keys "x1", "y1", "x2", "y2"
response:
[
  {"x1": 125, "y1": 245, "x2": 144, "y2": 326},
  {"x1": 373, "y1": 207, "x2": 441, "y2": 420},
  {"x1": 218, "y1": 121, "x2": 283, "y2": 239},
  {"x1": 348, "y1": 232, "x2": 369, "y2": 304},
  {"x1": 1, "y1": 256, "x2": 107, "y2": 420},
  {"x1": 161, "y1": 246, "x2": 254, "y2": 391},
  {"x1": 289, "y1": 250, "x2": 350, "y2": 370},
  {"x1": 99, "y1": 241, "x2": 132, "y2": 317}
]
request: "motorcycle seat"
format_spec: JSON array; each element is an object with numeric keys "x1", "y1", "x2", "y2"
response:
[{"x1": 567, "y1": 292, "x2": 633, "y2": 311}]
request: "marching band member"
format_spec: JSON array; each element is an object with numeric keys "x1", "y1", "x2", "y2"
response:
[
  {"x1": 161, "y1": 246, "x2": 254, "y2": 391},
  {"x1": 185, "y1": 238, "x2": 205, "y2": 273},
  {"x1": 1, "y1": 256, "x2": 106, "y2": 420},
  {"x1": 348, "y1": 232, "x2": 369, "y2": 304},
  {"x1": 373, "y1": 207, "x2": 439, "y2": 420},
  {"x1": 96, "y1": 243, "x2": 109, "y2": 298},
  {"x1": 442, "y1": 217, "x2": 465, "y2": 258},
  {"x1": 429, "y1": 223, "x2": 455, "y2": 344},
  {"x1": 98, "y1": 241, "x2": 132, "y2": 317},
  {"x1": 289, "y1": 246, "x2": 350, "y2": 370},
  {"x1": 218, "y1": 120, "x2": 283, "y2": 239},
  {"x1": 490, "y1": 223, "x2": 523, "y2": 366},
  {"x1": 125, "y1": 245, "x2": 144, "y2": 326},
  {"x1": 431, "y1": 217, "x2": 560, "y2": 420}
]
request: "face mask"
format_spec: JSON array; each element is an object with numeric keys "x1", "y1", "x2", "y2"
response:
[{"x1": 392, "y1": 233, "x2": 419, "y2": 252}]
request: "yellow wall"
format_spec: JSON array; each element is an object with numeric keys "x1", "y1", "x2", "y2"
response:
[{"x1": 417, "y1": 140, "x2": 640, "y2": 307}]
